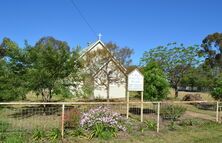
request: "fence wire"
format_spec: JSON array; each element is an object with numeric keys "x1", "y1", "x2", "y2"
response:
[{"x1": 0, "y1": 101, "x2": 220, "y2": 139}]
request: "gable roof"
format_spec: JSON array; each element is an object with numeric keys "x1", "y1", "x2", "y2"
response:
[
  {"x1": 93, "y1": 57, "x2": 127, "y2": 78},
  {"x1": 126, "y1": 66, "x2": 143, "y2": 74},
  {"x1": 79, "y1": 40, "x2": 127, "y2": 73},
  {"x1": 128, "y1": 68, "x2": 144, "y2": 77}
]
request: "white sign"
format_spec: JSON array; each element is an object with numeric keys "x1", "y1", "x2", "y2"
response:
[{"x1": 128, "y1": 68, "x2": 144, "y2": 91}]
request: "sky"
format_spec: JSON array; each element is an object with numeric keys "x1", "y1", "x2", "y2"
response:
[{"x1": 0, "y1": 0, "x2": 221, "y2": 65}]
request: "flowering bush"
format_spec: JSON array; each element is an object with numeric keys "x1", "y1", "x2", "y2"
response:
[{"x1": 80, "y1": 106, "x2": 127, "y2": 139}]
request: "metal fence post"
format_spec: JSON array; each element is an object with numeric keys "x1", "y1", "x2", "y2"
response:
[
  {"x1": 61, "y1": 104, "x2": 65, "y2": 139},
  {"x1": 216, "y1": 101, "x2": 219, "y2": 122},
  {"x1": 157, "y1": 102, "x2": 160, "y2": 133}
]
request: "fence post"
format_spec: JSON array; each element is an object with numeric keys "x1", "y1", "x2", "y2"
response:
[
  {"x1": 216, "y1": 101, "x2": 219, "y2": 122},
  {"x1": 126, "y1": 91, "x2": 129, "y2": 119},
  {"x1": 157, "y1": 102, "x2": 160, "y2": 133},
  {"x1": 61, "y1": 104, "x2": 65, "y2": 139},
  {"x1": 141, "y1": 91, "x2": 143, "y2": 122}
]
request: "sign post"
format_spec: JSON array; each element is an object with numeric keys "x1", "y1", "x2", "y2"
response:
[{"x1": 127, "y1": 68, "x2": 144, "y2": 122}]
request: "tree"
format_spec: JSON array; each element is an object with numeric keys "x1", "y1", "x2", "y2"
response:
[
  {"x1": 26, "y1": 37, "x2": 81, "y2": 102},
  {"x1": 200, "y1": 32, "x2": 222, "y2": 74},
  {"x1": 143, "y1": 62, "x2": 170, "y2": 101},
  {"x1": 0, "y1": 38, "x2": 29, "y2": 101},
  {"x1": 211, "y1": 73, "x2": 222, "y2": 100},
  {"x1": 141, "y1": 43, "x2": 200, "y2": 98},
  {"x1": 180, "y1": 64, "x2": 214, "y2": 91},
  {"x1": 106, "y1": 42, "x2": 134, "y2": 67}
]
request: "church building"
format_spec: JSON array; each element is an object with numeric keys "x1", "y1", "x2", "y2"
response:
[{"x1": 79, "y1": 39, "x2": 127, "y2": 99}]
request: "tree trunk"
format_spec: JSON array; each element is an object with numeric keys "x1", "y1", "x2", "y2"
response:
[
  {"x1": 107, "y1": 79, "x2": 110, "y2": 102},
  {"x1": 175, "y1": 86, "x2": 179, "y2": 98}
]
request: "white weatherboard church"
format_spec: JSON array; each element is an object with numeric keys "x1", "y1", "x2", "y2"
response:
[{"x1": 79, "y1": 39, "x2": 127, "y2": 99}]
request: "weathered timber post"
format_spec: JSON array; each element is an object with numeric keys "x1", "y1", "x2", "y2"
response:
[
  {"x1": 216, "y1": 101, "x2": 219, "y2": 122},
  {"x1": 126, "y1": 91, "x2": 129, "y2": 119},
  {"x1": 157, "y1": 102, "x2": 160, "y2": 133},
  {"x1": 141, "y1": 91, "x2": 144, "y2": 122},
  {"x1": 61, "y1": 104, "x2": 65, "y2": 139}
]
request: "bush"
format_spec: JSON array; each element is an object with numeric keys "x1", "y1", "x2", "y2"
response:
[
  {"x1": 160, "y1": 104, "x2": 186, "y2": 121},
  {"x1": 144, "y1": 120, "x2": 157, "y2": 131},
  {"x1": 139, "y1": 120, "x2": 157, "y2": 132},
  {"x1": 64, "y1": 108, "x2": 81, "y2": 129},
  {"x1": 143, "y1": 62, "x2": 170, "y2": 101},
  {"x1": 48, "y1": 128, "x2": 61, "y2": 140},
  {"x1": 80, "y1": 106, "x2": 128, "y2": 139},
  {"x1": 211, "y1": 75, "x2": 222, "y2": 100},
  {"x1": 32, "y1": 128, "x2": 46, "y2": 141},
  {"x1": 211, "y1": 87, "x2": 222, "y2": 100}
]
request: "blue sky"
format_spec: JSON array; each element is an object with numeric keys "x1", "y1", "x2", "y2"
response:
[{"x1": 0, "y1": 0, "x2": 221, "y2": 65}]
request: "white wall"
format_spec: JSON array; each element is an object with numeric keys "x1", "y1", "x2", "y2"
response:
[{"x1": 94, "y1": 83, "x2": 126, "y2": 99}]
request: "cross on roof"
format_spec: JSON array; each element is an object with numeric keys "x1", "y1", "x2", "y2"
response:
[{"x1": 98, "y1": 33, "x2": 102, "y2": 40}]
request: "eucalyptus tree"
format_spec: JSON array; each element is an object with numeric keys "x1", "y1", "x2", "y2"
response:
[{"x1": 200, "y1": 32, "x2": 222, "y2": 74}]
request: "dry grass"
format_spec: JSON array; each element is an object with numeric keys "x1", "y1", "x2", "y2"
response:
[{"x1": 167, "y1": 89, "x2": 214, "y2": 101}]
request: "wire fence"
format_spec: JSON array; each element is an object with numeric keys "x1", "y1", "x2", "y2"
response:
[{"x1": 0, "y1": 101, "x2": 221, "y2": 140}]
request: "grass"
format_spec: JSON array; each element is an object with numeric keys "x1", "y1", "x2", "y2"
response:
[
  {"x1": 1, "y1": 120, "x2": 221, "y2": 143},
  {"x1": 0, "y1": 90, "x2": 220, "y2": 143},
  {"x1": 62, "y1": 120, "x2": 222, "y2": 143}
]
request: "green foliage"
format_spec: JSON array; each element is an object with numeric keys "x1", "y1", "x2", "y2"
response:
[
  {"x1": 180, "y1": 65, "x2": 215, "y2": 91},
  {"x1": 0, "y1": 121, "x2": 10, "y2": 132},
  {"x1": 179, "y1": 119, "x2": 203, "y2": 127},
  {"x1": 211, "y1": 74, "x2": 222, "y2": 100},
  {"x1": 143, "y1": 62, "x2": 169, "y2": 101},
  {"x1": 0, "y1": 38, "x2": 29, "y2": 101},
  {"x1": 144, "y1": 120, "x2": 157, "y2": 131},
  {"x1": 160, "y1": 104, "x2": 186, "y2": 121},
  {"x1": 4, "y1": 133, "x2": 25, "y2": 143},
  {"x1": 48, "y1": 128, "x2": 61, "y2": 140},
  {"x1": 71, "y1": 127, "x2": 88, "y2": 138},
  {"x1": 0, "y1": 36, "x2": 82, "y2": 102},
  {"x1": 200, "y1": 32, "x2": 222, "y2": 71},
  {"x1": 32, "y1": 128, "x2": 46, "y2": 141},
  {"x1": 141, "y1": 43, "x2": 200, "y2": 97},
  {"x1": 91, "y1": 123, "x2": 117, "y2": 140},
  {"x1": 26, "y1": 37, "x2": 81, "y2": 101}
]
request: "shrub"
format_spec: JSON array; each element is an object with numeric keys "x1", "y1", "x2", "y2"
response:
[
  {"x1": 160, "y1": 104, "x2": 186, "y2": 121},
  {"x1": 80, "y1": 106, "x2": 128, "y2": 139},
  {"x1": 143, "y1": 62, "x2": 170, "y2": 101},
  {"x1": 32, "y1": 128, "x2": 46, "y2": 141},
  {"x1": 64, "y1": 108, "x2": 81, "y2": 129},
  {"x1": 48, "y1": 128, "x2": 61, "y2": 140},
  {"x1": 211, "y1": 75, "x2": 222, "y2": 100},
  {"x1": 145, "y1": 120, "x2": 157, "y2": 131}
]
